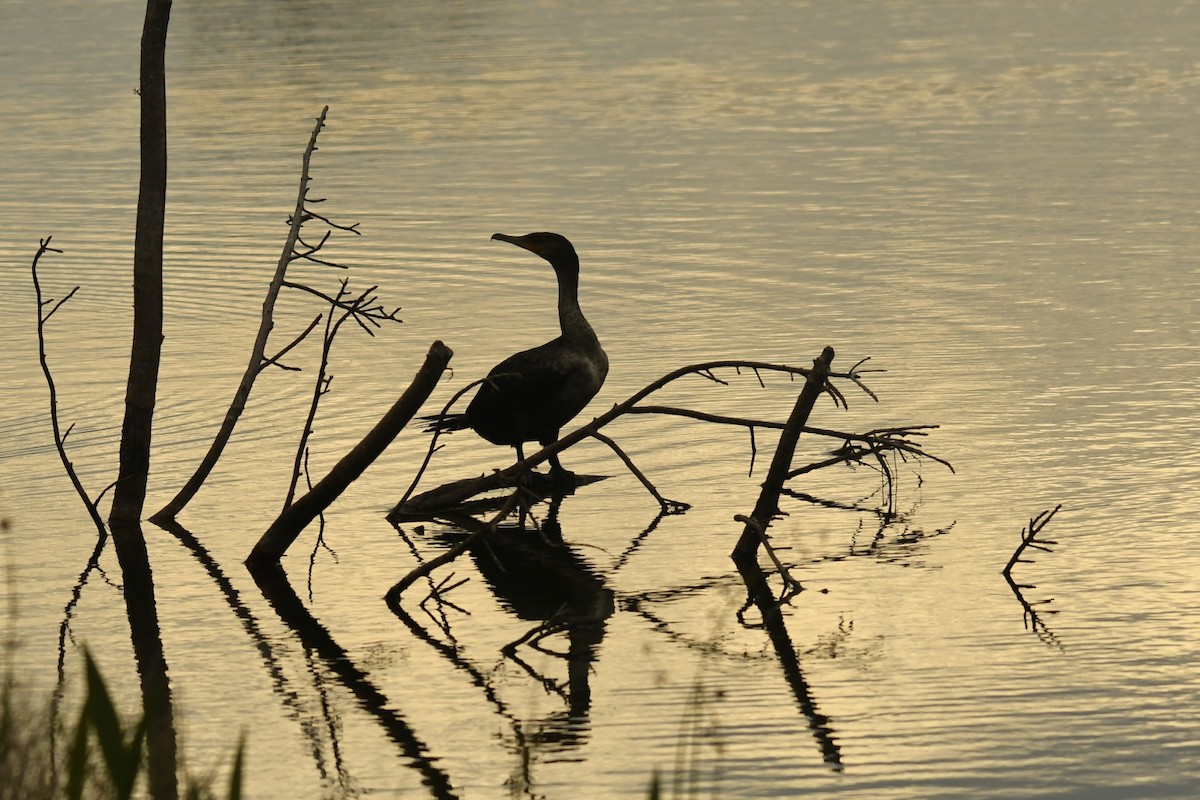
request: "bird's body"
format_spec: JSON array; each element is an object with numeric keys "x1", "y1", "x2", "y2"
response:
[{"x1": 432, "y1": 232, "x2": 607, "y2": 473}]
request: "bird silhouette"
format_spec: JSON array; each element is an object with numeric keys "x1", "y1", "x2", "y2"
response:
[{"x1": 428, "y1": 232, "x2": 607, "y2": 475}]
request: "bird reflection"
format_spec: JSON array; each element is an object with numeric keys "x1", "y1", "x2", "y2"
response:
[{"x1": 432, "y1": 495, "x2": 614, "y2": 751}]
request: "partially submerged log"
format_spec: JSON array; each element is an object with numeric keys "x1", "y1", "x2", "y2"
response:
[
  {"x1": 246, "y1": 340, "x2": 453, "y2": 569},
  {"x1": 387, "y1": 347, "x2": 952, "y2": 603},
  {"x1": 392, "y1": 357, "x2": 873, "y2": 519}
]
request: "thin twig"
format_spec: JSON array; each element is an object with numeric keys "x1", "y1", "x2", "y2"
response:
[
  {"x1": 624, "y1": 405, "x2": 952, "y2": 475},
  {"x1": 285, "y1": 282, "x2": 368, "y2": 509},
  {"x1": 589, "y1": 430, "x2": 689, "y2": 513},
  {"x1": 260, "y1": 314, "x2": 323, "y2": 372},
  {"x1": 395, "y1": 376, "x2": 496, "y2": 509},
  {"x1": 1002, "y1": 505, "x2": 1062, "y2": 580},
  {"x1": 31, "y1": 237, "x2": 107, "y2": 537}
]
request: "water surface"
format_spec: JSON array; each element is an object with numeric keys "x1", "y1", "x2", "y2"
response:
[{"x1": 2, "y1": 1, "x2": 1199, "y2": 797}]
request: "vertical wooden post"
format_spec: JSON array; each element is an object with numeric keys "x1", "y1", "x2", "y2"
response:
[{"x1": 110, "y1": 0, "x2": 172, "y2": 526}]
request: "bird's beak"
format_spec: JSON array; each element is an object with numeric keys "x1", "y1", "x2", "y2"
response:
[{"x1": 492, "y1": 232, "x2": 542, "y2": 256}]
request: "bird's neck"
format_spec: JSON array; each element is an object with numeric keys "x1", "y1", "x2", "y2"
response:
[{"x1": 555, "y1": 266, "x2": 597, "y2": 344}]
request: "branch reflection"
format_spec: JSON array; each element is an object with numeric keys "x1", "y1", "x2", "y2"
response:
[
  {"x1": 249, "y1": 561, "x2": 459, "y2": 800},
  {"x1": 157, "y1": 519, "x2": 350, "y2": 791},
  {"x1": 733, "y1": 551, "x2": 843, "y2": 771}
]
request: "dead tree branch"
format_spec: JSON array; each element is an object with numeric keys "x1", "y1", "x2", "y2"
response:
[
  {"x1": 392, "y1": 377, "x2": 493, "y2": 512},
  {"x1": 588, "y1": 430, "x2": 689, "y2": 513},
  {"x1": 153, "y1": 107, "x2": 332, "y2": 522},
  {"x1": 1002, "y1": 505, "x2": 1062, "y2": 580},
  {"x1": 31, "y1": 238, "x2": 107, "y2": 538},
  {"x1": 625, "y1": 405, "x2": 951, "y2": 479},
  {"x1": 260, "y1": 314, "x2": 322, "y2": 372},
  {"x1": 281, "y1": 280, "x2": 402, "y2": 331},
  {"x1": 110, "y1": 0, "x2": 171, "y2": 530},
  {"x1": 283, "y1": 281, "x2": 376, "y2": 509},
  {"x1": 246, "y1": 341, "x2": 453, "y2": 569},
  {"x1": 394, "y1": 357, "x2": 874, "y2": 517},
  {"x1": 154, "y1": 107, "x2": 401, "y2": 523},
  {"x1": 732, "y1": 347, "x2": 835, "y2": 560}
]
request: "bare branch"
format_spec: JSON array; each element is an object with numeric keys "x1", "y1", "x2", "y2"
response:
[
  {"x1": 395, "y1": 357, "x2": 876, "y2": 515},
  {"x1": 31, "y1": 238, "x2": 107, "y2": 538},
  {"x1": 842, "y1": 357, "x2": 881, "y2": 402},
  {"x1": 154, "y1": 106, "x2": 333, "y2": 522},
  {"x1": 305, "y1": 209, "x2": 361, "y2": 235},
  {"x1": 732, "y1": 347, "x2": 835, "y2": 559},
  {"x1": 293, "y1": 253, "x2": 349, "y2": 270},
  {"x1": 1002, "y1": 505, "x2": 1065, "y2": 649},
  {"x1": 1002, "y1": 505, "x2": 1063, "y2": 579},
  {"x1": 395, "y1": 376, "x2": 496, "y2": 510},
  {"x1": 260, "y1": 314, "x2": 323, "y2": 372},
  {"x1": 283, "y1": 280, "x2": 373, "y2": 509},
  {"x1": 282, "y1": 280, "x2": 403, "y2": 327},
  {"x1": 623, "y1": 405, "x2": 952, "y2": 477},
  {"x1": 588, "y1": 430, "x2": 689, "y2": 513},
  {"x1": 42, "y1": 286, "x2": 79, "y2": 324},
  {"x1": 294, "y1": 229, "x2": 332, "y2": 257},
  {"x1": 247, "y1": 341, "x2": 454, "y2": 568}
]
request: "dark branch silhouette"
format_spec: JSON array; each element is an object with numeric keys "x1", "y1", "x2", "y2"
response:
[
  {"x1": 30, "y1": 237, "x2": 107, "y2": 537},
  {"x1": 154, "y1": 107, "x2": 400, "y2": 524},
  {"x1": 153, "y1": 108, "x2": 333, "y2": 522},
  {"x1": 393, "y1": 357, "x2": 886, "y2": 517},
  {"x1": 247, "y1": 341, "x2": 453, "y2": 568},
  {"x1": 110, "y1": 0, "x2": 170, "y2": 529},
  {"x1": 1003, "y1": 505, "x2": 1064, "y2": 648},
  {"x1": 251, "y1": 563, "x2": 459, "y2": 799}
]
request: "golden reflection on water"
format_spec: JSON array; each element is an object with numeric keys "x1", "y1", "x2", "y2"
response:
[{"x1": 2, "y1": 0, "x2": 1200, "y2": 797}]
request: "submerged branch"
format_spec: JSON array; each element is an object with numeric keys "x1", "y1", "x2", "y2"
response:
[
  {"x1": 247, "y1": 340, "x2": 453, "y2": 569},
  {"x1": 394, "y1": 357, "x2": 875, "y2": 517}
]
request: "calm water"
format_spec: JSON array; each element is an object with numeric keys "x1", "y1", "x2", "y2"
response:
[{"x1": 2, "y1": 0, "x2": 1199, "y2": 797}]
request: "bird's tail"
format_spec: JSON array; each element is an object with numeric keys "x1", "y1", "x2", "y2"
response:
[{"x1": 419, "y1": 412, "x2": 472, "y2": 435}]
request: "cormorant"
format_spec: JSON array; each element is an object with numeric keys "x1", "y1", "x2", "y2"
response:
[{"x1": 430, "y1": 232, "x2": 608, "y2": 475}]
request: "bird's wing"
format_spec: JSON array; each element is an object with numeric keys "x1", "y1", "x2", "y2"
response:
[{"x1": 471, "y1": 341, "x2": 574, "y2": 411}]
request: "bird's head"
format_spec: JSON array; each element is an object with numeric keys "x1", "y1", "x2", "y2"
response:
[{"x1": 491, "y1": 232, "x2": 579, "y2": 273}]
